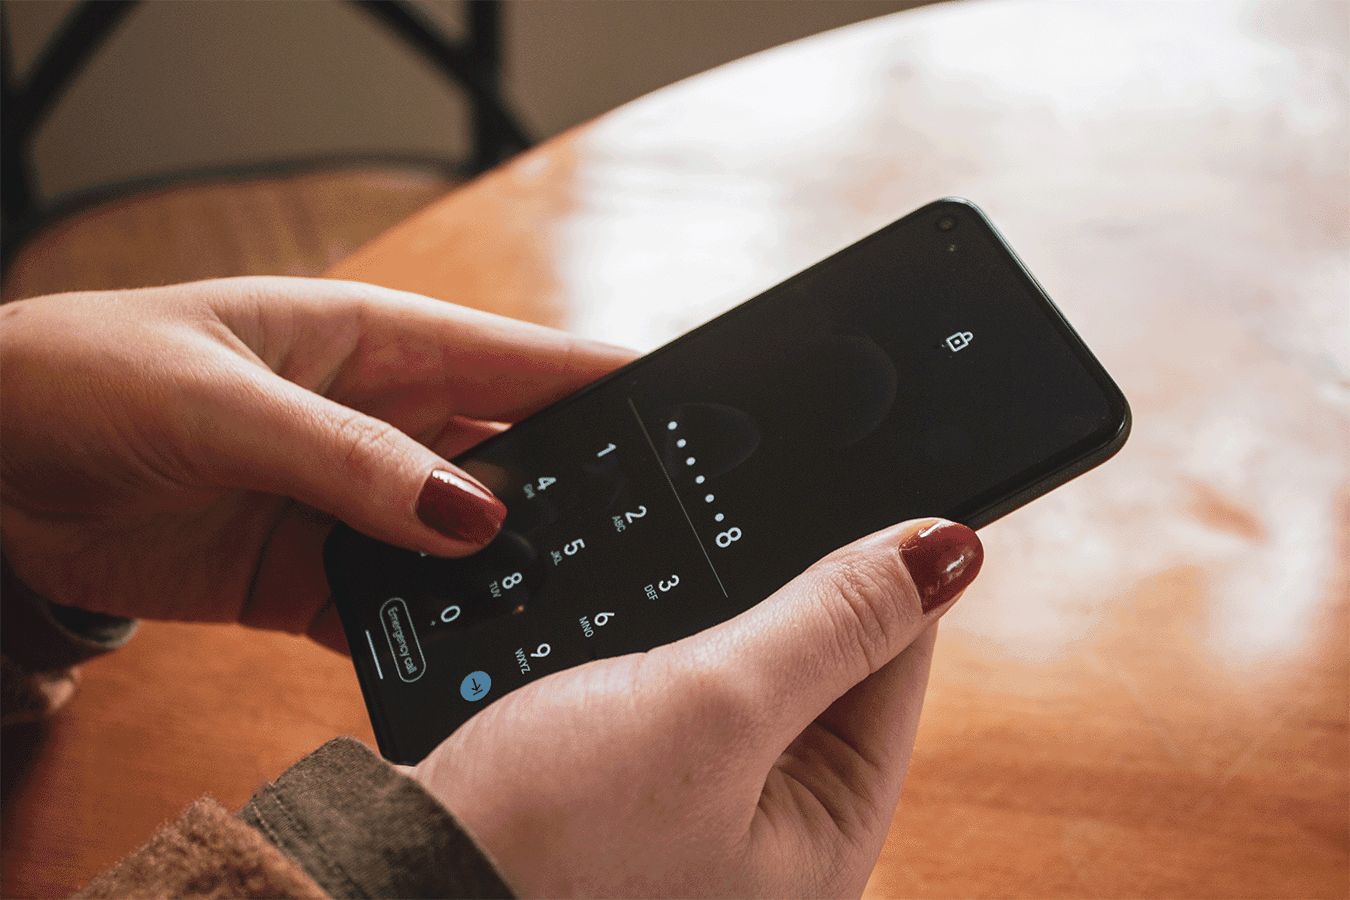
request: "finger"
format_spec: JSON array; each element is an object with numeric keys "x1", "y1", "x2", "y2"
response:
[
  {"x1": 811, "y1": 622, "x2": 937, "y2": 803},
  {"x1": 241, "y1": 499, "x2": 340, "y2": 634},
  {"x1": 239, "y1": 419, "x2": 510, "y2": 641},
  {"x1": 307, "y1": 600, "x2": 351, "y2": 656},
  {"x1": 692, "y1": 518, "x2": 980, "y2": 760},
  {"x1": 199, "y1": 362, "x2": 506, "y2": 556},
  {"x1": 771, "y1": 625, "x2": 938, "y2": 861},
  {"x1": 423, "y1": 416, "x2": 508, "y2": 461},
  {"x1": 211, "y1": 277, "x2": 638, "y2": 422},
  {"x1": 234, "y1": 496, "x2": 353, "y2": 656}
]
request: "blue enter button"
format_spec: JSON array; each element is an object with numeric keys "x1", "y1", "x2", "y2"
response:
[{"x1": 460, "y1": 671, "x2": 491, "y2": 702}]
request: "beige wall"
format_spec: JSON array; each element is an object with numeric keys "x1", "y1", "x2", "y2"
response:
[{"x1": 4, "y1": 0, "x2": 938, "y2": 203}]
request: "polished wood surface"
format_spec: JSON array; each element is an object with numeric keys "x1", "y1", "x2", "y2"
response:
[
  {"x1": 2, "y1": 166, "x2": 458, "y2": 302},
  {"x1": 3, "y1": 1, "x2": 1347, "y2": 897}
]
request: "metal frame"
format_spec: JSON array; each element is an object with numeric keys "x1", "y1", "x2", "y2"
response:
[{"x1": 0, "y1": 0, "x2": 532, "y2": 269}]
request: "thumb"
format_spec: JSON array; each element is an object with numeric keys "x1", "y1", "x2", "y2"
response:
[
  {"x1": 201, "y1": 364, "x2": 505, "y2": 556},
  {"x1": 699, "y1": 518, "x2": 981, "y2": 755}
]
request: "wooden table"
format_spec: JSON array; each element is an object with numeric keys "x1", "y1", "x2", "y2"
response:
[{"x1": 4, "y1": 1, "x2": 1346, "y2": 896}]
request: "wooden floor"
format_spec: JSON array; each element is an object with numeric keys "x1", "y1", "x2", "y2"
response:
[{"x1": 3, "y1": 2, "x2": 1348, "y2": 897}]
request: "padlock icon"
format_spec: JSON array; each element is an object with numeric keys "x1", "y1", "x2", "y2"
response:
[{"x1": 945, "y1": 331, "x2": 973, "y2": 352}]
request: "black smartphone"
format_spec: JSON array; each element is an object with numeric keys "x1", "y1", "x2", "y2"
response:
[{"x1": 325, "y1": 198, "x2": 1130, "y2": 763}]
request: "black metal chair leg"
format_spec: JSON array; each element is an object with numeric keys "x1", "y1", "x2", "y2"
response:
[{"x1": 1, "y1": 0, "x2": 532, "y2": 272}]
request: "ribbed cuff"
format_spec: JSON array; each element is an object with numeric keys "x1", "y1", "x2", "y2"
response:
[
  {"x1": 241, "y1": 737, "x2": 514, "y2": 900},
  {"x1": 1, "y1": 553, "x2": 137, "y2": 671}
]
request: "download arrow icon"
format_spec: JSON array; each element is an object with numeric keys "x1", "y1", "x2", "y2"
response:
[{"x1": 460, "y1": 671, "x2": 492, "y2": 702}]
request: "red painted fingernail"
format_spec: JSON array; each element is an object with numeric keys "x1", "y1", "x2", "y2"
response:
[
  {"x1": 898, "y1": 520, "x2": 983, "y2": 613},
  {"x1": 416, "y1": 470, "x2": 506, "y2": 546}
]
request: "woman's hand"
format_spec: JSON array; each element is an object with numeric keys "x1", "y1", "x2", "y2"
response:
[
  {"x1": 412, "y1": 518, "x2": 981, "y2": 899},
  {"x1": 0, "y1": 277, "x2": 634, "y2": 651}
]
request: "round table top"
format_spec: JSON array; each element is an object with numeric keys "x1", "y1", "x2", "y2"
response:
[
  {"x1": 4, "y1": 1, "x2": 1344, "y2": 897},
  {"x1": 331, "y1": 2, "x2": 1348, "y2": 895}
]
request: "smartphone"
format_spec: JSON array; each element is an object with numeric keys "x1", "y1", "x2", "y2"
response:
[{"x1": 325, "y1": 198, "x2": 1130, "y2": 763}]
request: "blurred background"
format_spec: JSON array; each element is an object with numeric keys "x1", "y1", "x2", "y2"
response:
[{"x1": 4, "y1": 0, "x2": 940, "y2": 205}]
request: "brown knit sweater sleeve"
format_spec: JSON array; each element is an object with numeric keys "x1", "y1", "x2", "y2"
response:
[
  {"x1": 241, "y1": 737, "x2": 514, "y2": 899},
  {"x1": 74, "y1": 797, "x2": 331, "y2": 900},
  {"x1": 72, "y1": 737, "x2": 514, "y2": 899}
]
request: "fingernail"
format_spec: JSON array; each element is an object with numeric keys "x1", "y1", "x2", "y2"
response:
[
  {"x1": 899, "y1": 520, "x2": 983, "y2": 613},
  {"x1": 417, "y1": 470, "x2": 506, "y2": 546}
]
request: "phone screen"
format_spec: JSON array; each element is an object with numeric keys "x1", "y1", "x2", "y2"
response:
[{"x1": 326, "y1": 199, "x2": 1130, "y2": 762}]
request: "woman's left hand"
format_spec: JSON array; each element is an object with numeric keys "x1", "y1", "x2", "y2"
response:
[{"x1": 0, "y1": 277, "x2": 634, "y2": 651}]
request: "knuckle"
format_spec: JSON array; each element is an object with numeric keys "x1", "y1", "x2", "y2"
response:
[
  {"x1": 332, "y1": 413, "x2": 406, "y2": 486},
  {"x1": 813, "y1": 551, "x2": 909, "y2": 674}
]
